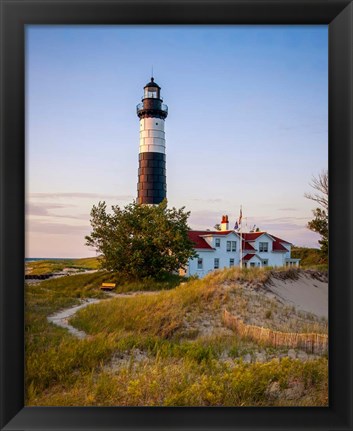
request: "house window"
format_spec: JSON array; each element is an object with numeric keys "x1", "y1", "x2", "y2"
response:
[
  {"x1": 250, "y1": 262, "x2": 256, "y2": 267},
  {"x1": 259, "y1": 242, "x2": 269, "y2": 252},
  {"x1": 263, "y1": 259, "x2": 268, "y2": 266},
  {"x1": 230, "y1": 258, "x2": 235, "y2": 267},
  {"x1": 197, "y1": 258, "x2": 203, "y2": 269},
  {"x1": 215, "y1": 238, "x2": 221, "y2": 247},
  {"x1": 227, "y1": 241, "x2": 237, "y2": 252},
  {"x1": 214, "y1": 258, "x2": 220, "y2": 269}
]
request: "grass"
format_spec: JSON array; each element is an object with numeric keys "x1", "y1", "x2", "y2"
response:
[
  {"x1": 25, "y1": 266, "x2": 329, "y2": 407},
  {"x1": 28, "y1": 356, "x2": 328, "y2": 407},
  {"x1": 26, "y1": 257, "x2": 101, "y2": 275}
]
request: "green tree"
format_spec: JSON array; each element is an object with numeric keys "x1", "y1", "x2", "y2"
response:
[
  {"x1": 307, "y1": 208, "x2": 328, "y2": 256},
  {"x1": 85, "y1": 200, "x2": 197, "y2": 278},
  {"x1": 305, "y1": 170, "x2": 328, "y2": 258}
]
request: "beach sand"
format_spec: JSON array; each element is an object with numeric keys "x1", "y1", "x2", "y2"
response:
[{"x1": 266, "y1": 273, "x2": 328, "y2": 319}]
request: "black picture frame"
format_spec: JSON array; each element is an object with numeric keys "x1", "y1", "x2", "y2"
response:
[{"x1": 1, "y1": 1, "x2": 352, "y2": 430}]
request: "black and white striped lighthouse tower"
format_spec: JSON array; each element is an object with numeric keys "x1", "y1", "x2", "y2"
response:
[{"x1": 136, "y1": 77, "x2": 168, "y2": 204}]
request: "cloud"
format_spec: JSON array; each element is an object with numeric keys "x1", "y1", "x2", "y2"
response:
[
  {"x1": 26, "y1": 202, "x2": 90, "y2": 221},
  {"x1": 27, "y1": 219, "x2": 90, "y2": 236},
  {"x1": 26, "y1": 202, "x2": 75, "y2": 216},
  {"x1": 188, "y1": 210, "x2": 227, "y2": 230},
  {"x1": 29, "y1": 192, "x2": 133, "y2": 200},
  {"x1": 257, "y1": 216, "x2": 308, "y2": 223},
  {"x1": 191, "y1": 198, "x2": 224, "y2": 203},
  {"x1": 278, "y1": 207, "x2": 298, "y2": 212},
  {"x1": 259, "y1": 222, "x2": 304, "y2": 232}
]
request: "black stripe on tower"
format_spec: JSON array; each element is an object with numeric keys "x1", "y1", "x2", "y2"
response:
[{"x1": 137, "y1": 152, "x2": 166, "y2": 204}]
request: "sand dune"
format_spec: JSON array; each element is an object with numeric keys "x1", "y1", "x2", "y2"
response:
[{"x1": 266, "y1": 273, "x2": 328, "y2": 319}]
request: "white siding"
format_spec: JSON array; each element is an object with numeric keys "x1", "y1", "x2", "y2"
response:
[
  {"x1": 187, "y1": 233, "x2": 241, "y2": 277},
  {"x1": 253, "y1": 234, "x2": 285, "y2": 267},
  {"x1": 283, "y1": 244, "x2": 291, "y2": 259}
]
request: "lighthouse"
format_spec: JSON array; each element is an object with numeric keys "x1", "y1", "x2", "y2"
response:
[{"x1": 136, "y1": 77, "x2": 168, "y2": 204}]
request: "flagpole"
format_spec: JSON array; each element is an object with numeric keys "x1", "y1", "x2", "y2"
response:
[{"x1": 240, "y1": 205, "x2": 242, "y2": 269}]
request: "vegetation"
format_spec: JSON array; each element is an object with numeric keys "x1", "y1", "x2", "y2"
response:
[
  {"x1": 85, "y1": 199, "x2": 197, "y2": 278},
  {"x1": 25, "y1": 267, "x2": 328, "y2": 407},
  {"x1": 26, "y1": 257, "x2": 100, "y2": 275},
  {"x1": 291, "y1": 246, "x2": 328, "y2": 268},
  {"x1": 305, "y1": 170, "x2": 328, "y2": 257}
]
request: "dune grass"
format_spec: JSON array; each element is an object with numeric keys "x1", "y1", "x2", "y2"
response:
[
  {"x1": 28, "y1": 355, "x2": 328, "y2": 407},
  {"x1": 69, "y1": 275, "x2": 218, "y2": 338},
  {"x1": 25, "y1": 266, "x2": 329, "y2": 407}
]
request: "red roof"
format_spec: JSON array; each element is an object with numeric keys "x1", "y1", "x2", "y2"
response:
[
  {"x1": 270, "y1": 234, "x2": 292, "y2": 245},
  {"x1": 242, "y1": 241, "x2": 256, "y2": 251},
  {"x1": 242, "y1": 253, "x2": 255, "y2": 261},
  {"x1": 242, "y1": 232, "x2": 265, "y2": 241},
  {"x1": 187, "y1": 231, "x2": 214, "y2": 250},
  {"x1": 272, "y1": 241, "x2": 288, "y2": 252},
  {"x1": 188, "y1": 230, "x2": 291, "y2": 253}
]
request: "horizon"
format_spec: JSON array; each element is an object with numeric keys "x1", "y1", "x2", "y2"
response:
[{"x1": 26, "y1": 25, "x2": 328, "y2": 258}]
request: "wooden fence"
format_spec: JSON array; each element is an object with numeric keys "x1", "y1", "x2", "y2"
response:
[{"x1": 223, "y1": 310, "x2": 328, "y2": 354}]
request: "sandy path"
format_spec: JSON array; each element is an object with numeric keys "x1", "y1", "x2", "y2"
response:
[
  {"x1": 266, "y1": 274, "x2": 328, "y2": 319},
  {"x1": 47, "y1": 291, "x2": 159, "y2": 339},
  {"x1": 47, "y1": 298, "x2": 102, "y2": 339}
]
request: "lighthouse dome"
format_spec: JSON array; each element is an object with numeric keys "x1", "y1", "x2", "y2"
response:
[{"x1": 144, "y1": 77, "x2": 161, "y2": 89}]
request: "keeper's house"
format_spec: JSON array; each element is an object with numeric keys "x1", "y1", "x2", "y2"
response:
[{"x1": 185, "y1": 215, "x2": 300, "y2": 278}]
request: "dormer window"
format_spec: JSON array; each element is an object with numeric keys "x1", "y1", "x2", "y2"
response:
[{"x1": 259, "y1": 242, "x2": 269, "y2": 252}]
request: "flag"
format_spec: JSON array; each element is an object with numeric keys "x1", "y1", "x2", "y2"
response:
[
  {"x1": 234, "y1": 221, "x2": 239, "y2": 231},
  {"x1": 238, "y1": 207, "x2": 243, "y2": 225}
]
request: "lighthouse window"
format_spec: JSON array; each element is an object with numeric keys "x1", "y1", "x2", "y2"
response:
[
  {"x1": 156, "y1": 123, "x2": 158, "y2": 125},
  {"x1": 197, "y1": 258, "x2": 203, "y2": 269},
  {"x1": 214, "y1": 258, "x2": 220, "y2": 269},
  {"x1": 215, "y1": 238, "x2": 221, "y2": 247}
]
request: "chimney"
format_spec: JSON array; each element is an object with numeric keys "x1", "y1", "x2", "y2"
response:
[{"x1": 221, "y1": 215, "x2": 229, "y2": 231}]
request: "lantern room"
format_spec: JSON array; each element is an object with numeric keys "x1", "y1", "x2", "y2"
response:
[{"x1": 143, "y1": 77, "x2": 161, "y2": 100}]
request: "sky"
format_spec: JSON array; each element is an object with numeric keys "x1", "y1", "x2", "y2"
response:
[{"x1": 26, "y1": 25, "x2": 328, "y2": 258}]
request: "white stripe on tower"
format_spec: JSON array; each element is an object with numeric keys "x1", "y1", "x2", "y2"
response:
[{"x1": 139, "y1": 117, "x2": 166, "y2": 154}]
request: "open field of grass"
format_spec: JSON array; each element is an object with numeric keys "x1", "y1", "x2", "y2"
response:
[
  {"x1": 25, "y1": 267, "x2": 328, "y2": 407},
  {"x1": 26, "y1": 257, "x2": 101, "y2": 275}
]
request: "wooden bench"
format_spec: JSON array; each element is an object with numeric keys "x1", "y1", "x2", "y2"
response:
[{"x1": 101, "y1": 282, "x2": 116, "y2": 291}]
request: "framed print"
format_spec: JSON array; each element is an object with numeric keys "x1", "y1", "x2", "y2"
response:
[{"x1": 0, "y1": 0, "x2": 352, "y2": 430}]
